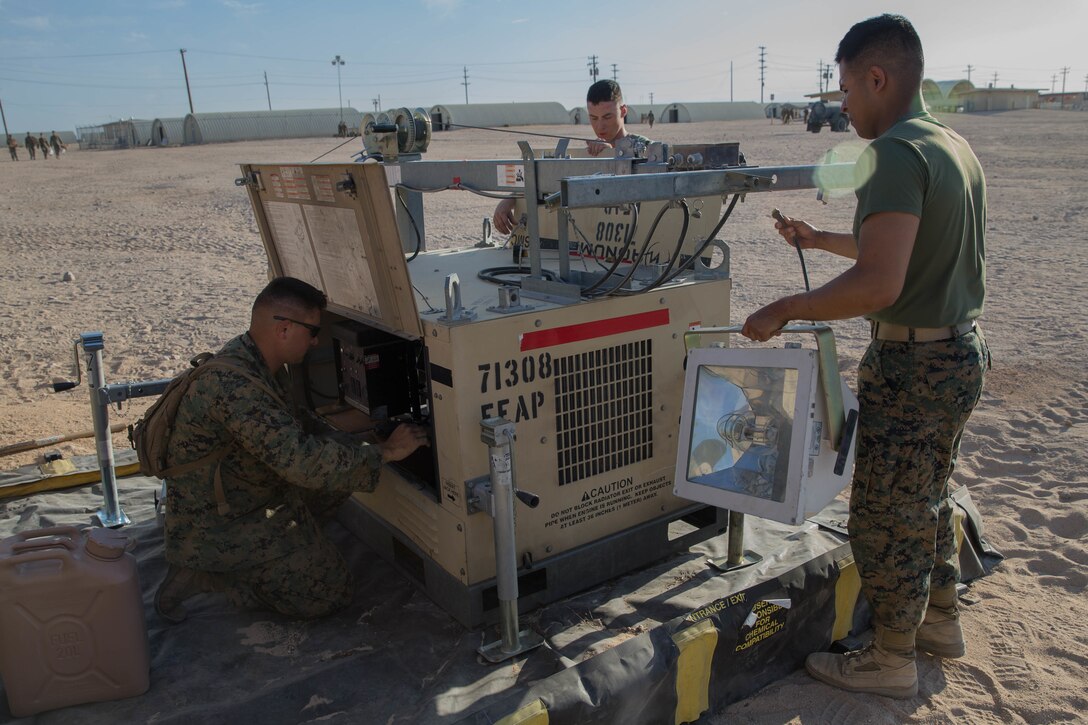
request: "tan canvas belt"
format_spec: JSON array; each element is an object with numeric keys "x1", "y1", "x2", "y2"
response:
[{"x1": 870, "y1": 320, "x2": 976, "y2": 343}]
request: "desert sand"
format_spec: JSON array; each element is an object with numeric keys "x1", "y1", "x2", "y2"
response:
[{"x1": 0, "y1": 109, "x2": 1086, "y2": 723}]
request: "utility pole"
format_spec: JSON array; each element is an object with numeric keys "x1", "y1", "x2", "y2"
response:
[
  {"x1": 1051, "y1": 74, "x2": 1057, "y2": 93},
  {"x1": 964, "y1": 64, "x2": 974, "y2": 83},
  {"x1": 1060, "y1": 66, "x2": 1070, "y2": 110},
  {"x1": 611, "y1": 63, "x2": 618, "y2": 81},
  {"x1": 0, "y1": 96, "x2": 9, "y2": 137},
  {"x1": 179, "y1": 48, "x2": 194, "y2": 114},
  {"x1": 372, "y1": 98, "x2": 379, "y2": 112},
  {"x1": 331, "y1": 55, "x2": 345, "y2": 124},
  {"x1": 461, "y1": 66, "x2": 470, "y2": 104},
  {"x1": 758, "y1": 46, "x2": 768, "y2": 103},
  {"x1": 991, "y1": 71, "x2": 998, "y2": 88},
  {"x1": 649, "y1": 92, "x2": 654, "y2": 105},
  {"x1": 818, "y1": 60, "x2": 833, "y2": 94},
  {"x1": 264, "y1": 71, "x2": 272, "y2": 111},
  {"x1": 730, "y1": 61, "x2": 733, "y2": 102},
  {"x1": 587, "y1": 55, "x2": 599, "y2": 83}
]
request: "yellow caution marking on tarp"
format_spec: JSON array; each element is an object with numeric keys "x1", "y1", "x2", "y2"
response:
[
  {"x1": 672, "y1": 617, "x2": 718, "y2": 724},
  {"x1": 832, "y1": 553, "x2": 862, "y2": 641},
  {"x1": 495, "y1": 697, "x2": 549, "y2": 725}
]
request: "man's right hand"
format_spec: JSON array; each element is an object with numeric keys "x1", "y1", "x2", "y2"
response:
[
  {"x1": 773, "y1": 211, "x2": 821, "y2": 250},
  {"x1": 380, "y1": 423, "x2": 430, "y2": 463},
  {"x1": 493, "y1": 198, "x2": 518, "y2": 235}
]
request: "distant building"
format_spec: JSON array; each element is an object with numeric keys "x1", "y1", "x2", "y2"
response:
[
  {"x1": 807, "y1": 80, "x2": 1041, "y2": 114},
  {"x1": 1039, "y1": 92, "x2": 1087, "y2": 111},
  {"x1": 182, "y1": 108, "x2": 360, "y2": 144},
  {"x1": 428, "y1": 102, "x2": 569, "y2": 130},
  {"x1": 656, "y1": 102, "x2": 766, "y2": 124},
  {"x1": 150, "y1": 118, "x2": 186, "y2": 146},
  {"x1": 76, "y1": 119, "x2": 153, "y2": 149}
]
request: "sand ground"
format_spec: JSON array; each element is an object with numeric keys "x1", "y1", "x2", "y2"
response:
[{"x1": 0, "y1": 110, "x2": 1086, "y2": 723}]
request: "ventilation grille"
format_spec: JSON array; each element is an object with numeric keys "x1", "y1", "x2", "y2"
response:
[{"x1": 554, "y1": 339, "x2": 653, "y2": 485}]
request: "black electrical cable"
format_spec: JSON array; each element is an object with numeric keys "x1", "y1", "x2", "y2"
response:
[
  {"x1": 794, "y1": 242, "x2": 812, "y2": 291},
  {"x1": 593, "y1": 201, "x2": 684, "y2": 297},
  {"x1": 657, "y1": 190, "x2": 744, "y2": 287},
  {"x1": 395, "y1": 188, "x2": 423, "y2": 262},
  {"x1": 578, "y1": 203, "x2": 640, "y2": 296},
  {"x1": 478, "y1": 266, "x2": 560, "y2": 287},
  {"x1": 609, "y1": 200, "x2": 691, "y2": 297}
]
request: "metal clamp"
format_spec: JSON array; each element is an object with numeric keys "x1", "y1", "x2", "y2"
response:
[{"x1": 438, "y1": 273, "x2": 477, "y2": 325}]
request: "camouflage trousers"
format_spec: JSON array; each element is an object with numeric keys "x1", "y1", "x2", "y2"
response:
[
  {"x1": 848, "y1": 328, "x2": 989, "y2": 634},
  {"x1": 219, "y1": 489, "x2": 354, "y2": 619}
]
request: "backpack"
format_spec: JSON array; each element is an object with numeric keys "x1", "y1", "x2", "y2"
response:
[{"x1": 131, "y1": 353, "x2": 283, "y2": 516}]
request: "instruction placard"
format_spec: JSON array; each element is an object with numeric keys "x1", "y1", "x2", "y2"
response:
[{"x1": 543, "y1": 474, "x2": 670, "y2": 531}]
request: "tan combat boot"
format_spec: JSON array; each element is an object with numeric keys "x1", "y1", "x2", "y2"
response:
[
  {"x1": 805, "y1": 627, "x2": 918, "y2": 699},
  {"x1": 155, "y1": 565, "x2": 219, "y2": 623},
  {"x1": 916, "y1": 586, "x2": 966, "y2": 658}
]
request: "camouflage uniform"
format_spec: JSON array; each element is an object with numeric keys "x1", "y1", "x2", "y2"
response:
[
  {"x1": 847, "y1": 110, "x2": 989, "y2": 636},
  {"x1": 25, "y1": 133, "x2": 36, "y2": 160},
  {"x1": 164, "y1": 333, "x2": 383, "y2": 618},
  {"x1": 849, "y1": 332, "x2": 988, "y2": 632}
]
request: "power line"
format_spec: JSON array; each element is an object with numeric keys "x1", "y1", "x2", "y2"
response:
[
  {"x1": 461, "y1": 66, "x2": 470, "y2": 104},
  {"x1": 587, "y1": 55, "x2": 598, "y2": 82}
]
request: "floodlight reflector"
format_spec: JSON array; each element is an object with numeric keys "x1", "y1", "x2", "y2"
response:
[{"x1": 674, "y1": 345, "x2": 858, "y2": 525}]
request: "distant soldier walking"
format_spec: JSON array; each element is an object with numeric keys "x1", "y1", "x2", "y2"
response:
[
  {"x1": 6, "y1": 135, "x2": 17, "y2": 161},
  {"x1": 49, "y1": 131, "x2": 64, "y2": 158},
  {"x1": 24, "y1": 132, "x2": 36, "y2": 160},
  {"x1": 37, "y1": 134, "x2": 50, "y2": 159}
]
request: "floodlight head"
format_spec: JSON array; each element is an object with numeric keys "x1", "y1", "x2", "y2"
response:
[{"x1": 674, "y1": 343, "x2": 858, "y2": 525}]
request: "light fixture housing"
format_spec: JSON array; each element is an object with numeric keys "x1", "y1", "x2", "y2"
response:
[{"x1": 673, "y1": 344, "x2": 858, "y2": 525}]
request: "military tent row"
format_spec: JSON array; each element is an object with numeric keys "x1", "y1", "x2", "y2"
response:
[
  {"x1": 77, "y1": 119, "x2": 182, "y2": 149},
  {"x1": 568, "y1": 102, "x2": 766, "y2": 126}
]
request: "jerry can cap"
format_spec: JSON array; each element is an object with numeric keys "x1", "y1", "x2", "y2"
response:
[{"x1": 86, "y1": 528, "x2": 129, "y2": 560}]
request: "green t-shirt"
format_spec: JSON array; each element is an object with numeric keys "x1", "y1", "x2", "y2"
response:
[{"x1": 853, "y1": 111, "x2": 986, "y2": 327}]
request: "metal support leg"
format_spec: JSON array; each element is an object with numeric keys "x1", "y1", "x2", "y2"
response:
[
  {"x1": 81, "y1": 332, "x2": 130, "y2": 527},
  {"x1": 708, "y1": 510, "x2": 761, "y2": 572},
  {"x1": 477, "y1": 417, "x2": 544, "y2": 663}
]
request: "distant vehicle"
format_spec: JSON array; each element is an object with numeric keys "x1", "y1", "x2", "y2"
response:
[{"x1": 806, "y1": 101, "x2": 850, "y2": 133}]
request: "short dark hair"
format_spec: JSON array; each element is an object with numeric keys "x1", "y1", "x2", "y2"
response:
[
  {"x1": 587, "y1": 80, "x2": 623, "y2": 105},
  {"x1": 835, "y1": 14, "x2": 924, "y2": 89},
  {"x1": 253, "y1": 276, "x2": 327, "y2": 315}
]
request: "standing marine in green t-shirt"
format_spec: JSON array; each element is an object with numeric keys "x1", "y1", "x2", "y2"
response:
[{"x1": 741, "y1": 13, "x2": 989, "y2": 699}]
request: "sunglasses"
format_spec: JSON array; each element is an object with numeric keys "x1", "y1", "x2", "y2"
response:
[{"x1": 273, "y1": 315, "x2": 322, "y2": 338}]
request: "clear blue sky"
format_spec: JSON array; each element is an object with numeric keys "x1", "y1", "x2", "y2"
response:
[{"x1": 1, "y1": 0, "x2": 1084, "y2": 133}]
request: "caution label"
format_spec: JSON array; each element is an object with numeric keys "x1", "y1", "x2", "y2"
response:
[{"x1": 544, "y1": 474, "x2": 670, "y2": 531}]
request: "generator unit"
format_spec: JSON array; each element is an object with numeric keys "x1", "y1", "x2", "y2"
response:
[{"x1": 237, "y1": 137, "x2": 853, "y2": 627}]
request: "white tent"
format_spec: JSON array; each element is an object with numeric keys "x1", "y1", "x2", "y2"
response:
[
  {"x1": 149, "y1": 118, "x2": 186, "y2": 146},
  {"x1": 658, "y1": 102, "x2": 767, "y2": 123},
  {"x1": 182, "y1": 108, "x2": 361, "y2": 144},
  {"x1": 429, "y1": 102, "x2": 569, "y2": 130}
]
